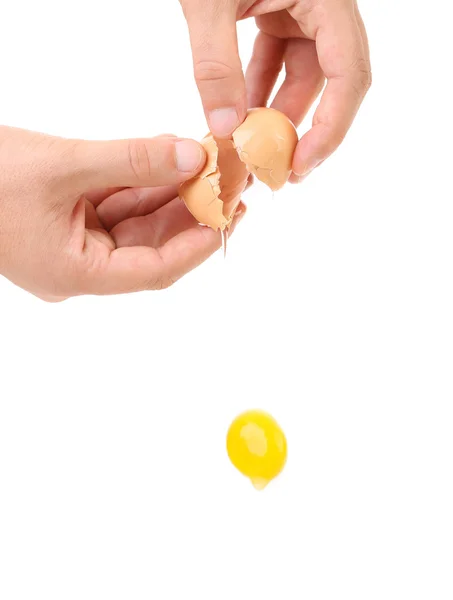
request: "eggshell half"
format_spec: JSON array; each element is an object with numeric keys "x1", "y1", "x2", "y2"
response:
[
  {"x1": 179, "y1": 108, "x2": 298, "y2": 231},
  {"x1": 179, "y1": 134, "x2": 248, "y2": 231},
  {"x1": 232, "y1": 107, "x2": 298, "y2": 191}
]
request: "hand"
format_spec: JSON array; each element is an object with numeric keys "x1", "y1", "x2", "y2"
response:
[
  {"x1": 180, "y1": 0, "x2": 371, "y2": 181},
  {"x1": 0, "y1": 127, "x2": 245, "y2": 301}
]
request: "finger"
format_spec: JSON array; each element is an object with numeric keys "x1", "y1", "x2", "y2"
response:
[
  {"x1": 292, "y1": 8, "x2": 372, "y2": 176},
  {"x1": 78, "y1": 136, "x2": 179, "y2": 206},
  {"x1": 182, "y1": 0, "x2": 247, "y2": 138},
  {"x1": 254, "y1": 10, "x2": 301, "y2": 38},
  {"x1": 110, "y1": 197, "x2": 198, "y2": 249},
  {"x1": 84, "y1": 187, "x2": 128, "y2": 206},
  {"x1": 111, "y1": 195, "x2": 249, "y2": 249},
  {"x1": 288, "y1": 171, "x2": 310, "y2": 185},
  {"x1": 99, "y1": 177, "x2": 251, "y2": 236},
  {"x1": 270, "y1": 38, "x2": 324, "y2": 127},
  {"x1": 354, "y1": 2, "x2": 371, "y2": 61},
  {"x1": 86, "y1": 205, "x2": 247, "y2": 294},
  {"x1": 96, "y1": 185, "x2": 178, "y2": 231},
  {"x1": 84, "y1": 198, "x2": 104, "y2": 229},
  {"x1": 245, "y1": 32, "x2": 286, "y2": 108},
  {"x1": 64, "y1": 136, "x2": 206, "y2": 192},
  {"x1": 242, "y1": 1, "x2": 296, "y2": 19}
]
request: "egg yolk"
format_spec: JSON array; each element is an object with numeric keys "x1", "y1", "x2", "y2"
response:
[{"x1": 226, "y1": 410, "x2": 287, "y2": 490}]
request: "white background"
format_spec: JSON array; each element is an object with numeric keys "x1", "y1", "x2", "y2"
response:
[{"x1": 1, "y1": 1, "x2": 452, "y2": 598}]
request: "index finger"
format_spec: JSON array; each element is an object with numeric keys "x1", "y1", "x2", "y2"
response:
[
  {"x1": 180, "y1": 0, "x2": 247, "y2": 138},
  {"x1": 292, "y1": 5, "x2": 371, "y2": 176}
]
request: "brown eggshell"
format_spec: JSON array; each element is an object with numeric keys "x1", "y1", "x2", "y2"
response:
[
  {"x1": 232, "y1": 108, "x2": 298, "y2": 191},
  {"x1": 179, "y1": 134, "x2": 248, "y2": 231}
]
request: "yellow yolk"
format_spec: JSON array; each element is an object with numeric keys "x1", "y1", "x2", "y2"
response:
[{"x1": 226, "y1": 410, "x2": 287, "y2": 490}]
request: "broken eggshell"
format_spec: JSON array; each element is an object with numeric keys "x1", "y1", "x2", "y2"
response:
[
  {"x1": 179, "y1": 107, "x2": 298, "y2": 231},
  {"x1": 179, "y1": 134, "x2": 249, "y2": 232},
  {"x1": 232, "y1": 108, "x2": 298, "y2": 192}
]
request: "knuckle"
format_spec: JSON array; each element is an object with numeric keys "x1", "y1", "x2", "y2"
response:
[
  {"x1": 150, "y1": 272, "x2": 177, "y2": 291},
  {"x1": 146, "y1": 248, "x2": 177, "y2": 291},
  {"x1": 349, "y1": 57, "x2": 372, "y2": 97},
  {"x1": 139, "y1": 274, "x2": 175, "y2": 292},
  {"x1": 289, "y1": 2, "x2": 316, "y2": 24},
  {"x1": 127, "y1": 140, "x2": 152, "y2": 183},
  {"x1": 193, "y1": 59, "x2": 235, "y2": 83},
  {"x1": 156, "y1": 275, "x2": 176, "y2": 290}
]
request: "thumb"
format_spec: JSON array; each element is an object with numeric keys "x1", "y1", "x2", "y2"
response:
[
  {"x1": 66, "y1": 135, "x2": 206, "y2": 191},
  {"x1": 182, "y1": 0, "x2": 247, "y2": 138}
]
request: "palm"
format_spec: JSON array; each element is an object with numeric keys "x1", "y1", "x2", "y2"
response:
[{"x1": 61, "y1": 184, "x2": 225, "y2": 297}]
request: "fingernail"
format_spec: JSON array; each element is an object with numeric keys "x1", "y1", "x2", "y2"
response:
[
  {"x1": 289, "y1": 173, "x2": 308, "y2": 185},
  {"x1": 175, "y1": 140, "x2": 204, "y2": 172},
  {"x1": 293, "y1": 158, "x2": 322, "y2": 178},
  {"x1": 208, "y1": 108, "x2": 240, "y2": 138}
]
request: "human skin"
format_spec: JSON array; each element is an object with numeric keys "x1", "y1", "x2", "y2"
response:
[
  {"x1": 180, "y1": 0, "x2": 371, "y2": 182},
  {"x1": 0, "y1": 127, "x2": 246, "y2": 301}
]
